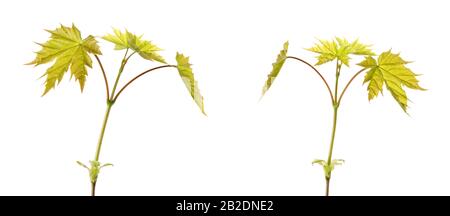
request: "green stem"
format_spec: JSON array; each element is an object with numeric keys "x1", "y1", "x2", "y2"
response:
[
  {"x1": 325, "y1": 105, "x2": 338, "y2": 196},
  {"x1": 94, "y1": 102, "x2": 113, "y2": 162},
  {"x1": 110, "y1": 50, "x2": 131, "y2": 99},
  {"x1": 334, "y1": 60, "x2": 340, "y2": 104},
  {"x1": 323, "y1": 68, "x2": 367, "y2": 196},
  {"x1": 89, "y1": 49, "x2": 133, "y2": 196},
  {"x1": 327, "y1": 106, "x2": 338, "y2": 164},
  {"x1": 90, "y1": 101, "x2": 113, "y2": 196},
  {"x1": 325, "y1": 60, "x2": 342, "y2": 196}
]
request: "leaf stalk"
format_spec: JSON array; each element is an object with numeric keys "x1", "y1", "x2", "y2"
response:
[{"x1": 286, "y1": 56, "x2": 335, "y2": 104}]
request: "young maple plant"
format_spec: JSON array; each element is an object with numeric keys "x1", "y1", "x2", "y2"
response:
[
  {"x1": 27, "y1": 24, "x2": 206, "y2": 196},
  {"x1": 261, "y1": 38, "x2": 425, "y2": 196}
]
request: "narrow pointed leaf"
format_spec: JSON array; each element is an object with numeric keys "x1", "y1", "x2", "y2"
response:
[
  {"x1": 100, "y1": 163, "x2": 113, "y2": 168},
  {"x1": 312, "y1": 159, "x2": 326, "y2": 166},
  {"x1": 76, "y1": 161, "x2": 89, "y2": 170},
  {"x1": 331, "y1": 159, "x2": 345, "y2": 166},
  {"x1": 262, "y1": 41, "x2": 289, "y2": 96},
  {"x1": 175, "y1": 53, "x2": 206, "y2": 115}
]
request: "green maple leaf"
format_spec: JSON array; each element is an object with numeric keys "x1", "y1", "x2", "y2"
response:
[
  {"x1": 262, "y1": 41, "x2": 289, "y2": 96},
  {"x1": 27, "y1": 24, "x2": 102, "y2": 95},
  {"x1": 175, "y1": 53, "x2": 206, "y2": 115},
  {"x1": 307, "y1": 37, "x2": 374, "y2": 66},
  {"x1": 358, "y1": 50, "x2": 425, "y2": 112},
  {"x1": 102, "y1": 28, "x2": 166, "y2": 63}
]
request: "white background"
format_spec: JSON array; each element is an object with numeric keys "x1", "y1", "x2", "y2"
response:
[{"x1": 0, "y1": 0, "x2": 448, "y2": 195}]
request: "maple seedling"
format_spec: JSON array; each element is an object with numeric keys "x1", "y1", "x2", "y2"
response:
[
  {"x1": 27, "y1": 24, "x2": 206, "y2": 196},
  {"x1": 261, "y1": 39, "x2": 425, "y2": 196}
]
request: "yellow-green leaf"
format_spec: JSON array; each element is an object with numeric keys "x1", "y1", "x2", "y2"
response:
[
  {"x1": 77, "y1": 160, "x2": 112, "y2": 183},
  {"x1": 307, "y1": 39, "x2": 337, "y2": 65},
  {"x1": 307, "y1": 37, "x2": 374, "y2": 66},
  {"x1": 28, "y1": 24, "x2": 101, "y2": 95},
  {"x1": 262, "y1": 41, "x2": 289, "y2": 96},
  {"x1": 358, "y1": 50, "x2": 425, "y2": 112},
  {"x1": 101, "y1": 28, "x2": 129, "y2": 50},
  {"x1": 313, "y1": 159, "x2": 344, "y2": 178},
  {"x1": 102, "y1": 29, "x2": 166, "y2": 63},
  {"x1": 175, "y1": 53, "x2": 206, "y2": 115}
]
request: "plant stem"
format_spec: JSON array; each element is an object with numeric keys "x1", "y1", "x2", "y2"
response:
[
  {"x1": 94, "y1": 102, "x2": 113, "y2": 162},
  {"x1": 337, "y1": 69, "x2": 366, "y2": 105},
  {"x1": 325, "y1": 177, "x2": 330, "y2": 196},
  {"x1": 325, "y1": 60, "x2": 342, "y2": 196},
  {"x1": 113, "y1": 65, "x2": 177, "y2": 102},
  {"x1": 327, "y1": 106, "x2": 339, "y2": 164},
  {"x1": 110, "y1": 49, "x2": 131, "y2": 98},
  {"x1": 88, "y1": 49, "x2": 174, "y2": 195},
  {"x1": 94, "y1": 55, "x2": 110, "y2": 101},
  {"x1": 89, "y1": 49, "x2": 132, "y2": 196},
  {"x1": 90, "y1": 101, "x2": 113, "y2": 196},
  {"x1": 324, "y1": 68, "x2": 366, "y2": 196},
  {"x1": 334, "y1": 60, "x2": 341, "y2": 103},
  {"x1": 286, "y1": 56, "x2": 335, "y2": 104},
  {"x1": 91, "y1": 182, "x2": 96, "y2": 196},
  {"x1": 325, "y1": 105, "x2": 338, "y2": 196}
]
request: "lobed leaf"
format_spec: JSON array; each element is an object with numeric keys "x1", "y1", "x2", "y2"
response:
[
  {"x1": 358, "y1": 50, "x2": 425, "y2": 112},
  {"x1": 102, "y1": 28, "x2": 166, "y2": 63},
  {"x1": 28, "y1": 24, "x2": 101, "y2": 95},
  {"x1": 307, "y1": 37, "x2": 374, "y2": 66}
]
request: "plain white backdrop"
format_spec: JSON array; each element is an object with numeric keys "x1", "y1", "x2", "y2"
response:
[{"x1": 0, "y1": 0, "x2": 448, "y2": 195}]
